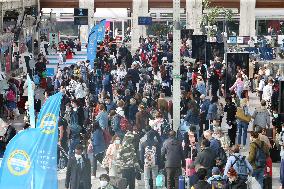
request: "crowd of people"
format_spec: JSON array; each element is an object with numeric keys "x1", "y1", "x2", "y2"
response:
[{"x1": 0, "y1": 33, "x2": 284, "y2": 189}]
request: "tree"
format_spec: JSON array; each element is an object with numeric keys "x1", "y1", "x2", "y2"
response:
[
  {"x1": 147, "y1": 22, "x2": 172, "y2": 42},
  {"x1": 201, "y1": 0, "x2": 233, "y2": 37}
]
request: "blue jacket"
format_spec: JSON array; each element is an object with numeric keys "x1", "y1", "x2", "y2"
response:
[
  {"x1": 200, "y1": 99, "x2": 210, "y2": 114},
  {"x1": 184, "y1": 109, "x2": 200, "y2": 125},
  {"x1": 223, "y1": 153, "x2": 253, "y2": 178},
  {"x1": 206, "y1": 103, "x2": 218, "y2": 120},
  {"x1": 92, "y1": 129, "x2": 106, "y2": 155},
  {"x1": 209, "y1": 138, "x2": 221, "y2": 158},
  {"x1": 196, "y1": 83, "x2": 206, "y2": 96},
  {"x1": 128, "y1": 104, "x2": 138, "y2": 122},
  {"x1": 106, "y1": 102, "x2": 116, "y2": 113},
  {"x1": 96, "y1": 111, "x2": 108, "y2": 129}
]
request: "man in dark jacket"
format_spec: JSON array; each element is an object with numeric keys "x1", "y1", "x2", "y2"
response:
[
  {"x1": 224, "y1": 96, "x2": 237, "y2": 146},
  {"x1": 193, "y1": 168, "x2": 211, "y2": 189},
  {"x1": 161, "y1": 131, "x2": 184, "y2": 189},
  {"x1": 194, "y1": 139, "x2": 216, "y2": 177},
  {"x1": 135, "y1": 104, "x2": 149, "y2": 132},
  {"x1": 65, "y1": 144, "x2": 91, "y2": 189}
]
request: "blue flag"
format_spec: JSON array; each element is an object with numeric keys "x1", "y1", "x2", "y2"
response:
[
  {"x1": 0, "y1": 129, "x2": 40, "y2": 189},
  {"x1": 27, "y1": 75, "x2": 35, "y2": 128},
  {"x1": 34, "y1": 92, "x2": 63, "y2": 189},
  {"x1": 97, "y1": 19, "x2": 106, "y2": 42},
  {"x1": 87, "y1": 24, "x2": 99, "y2": 69},
  {"x1": 0, "y1": 92, "x2": 63, "y2": 189}
]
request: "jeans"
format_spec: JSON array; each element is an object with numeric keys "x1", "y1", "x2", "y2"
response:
[
  {"x1": 236, "y1": 87, "x2": 243, "y2": 99},
  {"x1": 252, "y1": 168, "x2": 264, "y2": 189},
  {"x1": 166, "y1": 167, "x2": 181, "y2": 189},
  {"x1": 144, "y1": 165, "x2": 159, "y2": 189},
  {"x1": 68, "y1": 138, "x2": 80, "y2": 157},
  {"x1": 92, "y1": 151, "x2": 105, "y2": 176},
  {"x1": 237, "y1": 121, "x2": 248, "y2": 146},
  {"x1": 280, "y1": 159, "x2": 284, "y2": 187},
  {"x1": 121, "y1": 167, "x2": 136, "y2": 189}
]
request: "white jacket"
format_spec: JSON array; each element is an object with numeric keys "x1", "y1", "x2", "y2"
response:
[
  {"x1": 258, "y1": 79, "x2": 265, "y2": 91},
  {"x1": 74, "y1": 83, "x2": 87, "y2": 99},
  {"x1": 262, "y1": 84, "x2": 273, "y2": 101}
]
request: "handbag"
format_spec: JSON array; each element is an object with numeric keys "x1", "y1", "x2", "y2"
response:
[{"x1": 236, "y1": 107, "x2": 251, "y2": 123}]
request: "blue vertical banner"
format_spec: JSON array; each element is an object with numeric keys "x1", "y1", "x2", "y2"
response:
[
  {"x1": 87, "y1": 24, "x2": 99, "y2": 69},
  {"x1": 0, "y1": 92, "x2": 63, "y2": 189},
  {"x1": 34, "y1": 92, "x2": 63, "y2": 189},
  {"x1": 97, "y1": 19, "x2": 106, "y2": 42},
  {"x1": 0, "y1": 129, "x2": 40, "y2": 189},
  {"x1": 27, "y1": 75, "x2": 35, "y2": 128}
]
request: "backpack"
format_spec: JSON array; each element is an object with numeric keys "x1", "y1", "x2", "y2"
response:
[
  {"x1": 120, "y1": 117, "x2": 129, "y2": 132},
  {"x1": 232, "y1": 155, "x2": 249, "y2": 180},
  {"x1": 144, "y1": 146, "x2": 157, "y2": 167},
  {"x1": 254, "y1": 141, "x2": 267, "y2": 168},
  {"x1": 7, "y1": 89, "x2": 16, "y2": 101},
  {"x1": 211, "y1": 177, "x2": 226, "y2": 189}
]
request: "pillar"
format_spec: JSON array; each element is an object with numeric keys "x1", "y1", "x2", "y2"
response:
[
  {"x1": 186, "y1": 0, "x2": 202, "y2": 34},
  {"x1": 173, "y1": 0, "x2": 181, "y2": 132},
  {"x1": 79, "y1": 0, "x2": 95, "y2": 43},
  {"x1": 131, "y1": 0, "x2": 148, "y2": 54},
  {"x1": 239, "y1": 0, "x2": 256, "y2": 37}
]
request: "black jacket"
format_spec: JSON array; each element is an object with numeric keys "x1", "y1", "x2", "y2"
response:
[
  {"x1": 65, "y1": 155, "x2": 91, "y2": 189},
  {"x1": 225, "y1": 179, "x2": 247, "y2": 189},
  {"x1": 224, "y1": 102, "x2": 237, "y2": 121},
  {"x1": 193, "y1": 180, "x2": 211, "y2": 189},
  {"x1": 161, "y1": 137, "x2": 185, "y2": 168},
  {"x1": 194, "y1": 148, "x2": 215, "y2": 175}
]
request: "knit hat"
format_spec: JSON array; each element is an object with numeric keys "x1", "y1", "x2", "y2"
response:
[{"x1": 212, "y1": 167, "x2": 220, "y2": 175}]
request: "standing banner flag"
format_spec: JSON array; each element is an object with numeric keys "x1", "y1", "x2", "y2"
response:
[
  {"x1": 27, "y1": 75, "x2": 35, "y2": 128},
  {"x1": 0, "y1": 129, "x2": 40, "y2": 189},
  {"x1": 34, "y1": 92, "x2": 63, "y2": 189},
  {"x1": 87, "y1": 24, "x2": 99, "y2": 69},
  {"x1": 97, "y1": 19, "x2": 106, "y2": 42},
  {"x1": 0, "y1": 92, "x2": 63, "y2": 189}
]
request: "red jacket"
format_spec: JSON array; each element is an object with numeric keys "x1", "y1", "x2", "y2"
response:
[{"x1": 265, "y1": 157, "x2": 272, "y2": 177}]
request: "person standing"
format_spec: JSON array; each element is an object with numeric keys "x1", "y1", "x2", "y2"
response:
[
  {"x1": 91, "y1": 122, "x2": 106, "y2": 177},
  {"x1": 224, "y1": 96, "x2": 237, "y2": 146},
  {"x1": 252, "y1": 100, "x2": 270, "y2": 131},
  {"x1": 248, "y1": 131, "x2": 270, "y2": 188},
  {"x1": 237, "y1": 99, "x2": 250, "y2": 149},
  {"x1": 116, "y1": 132, "x2": 141, "y2": 189},
  {"x1": 161, "y1": 131, "x2": 185, "y2": 189},
  {"x1": 65, "y1": 144, "x2": 91, "y2": 189}
]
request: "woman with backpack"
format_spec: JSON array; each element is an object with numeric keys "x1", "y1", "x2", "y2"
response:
[{"x1": 91, "y1": 121, "x2": 106, "y2": 177}]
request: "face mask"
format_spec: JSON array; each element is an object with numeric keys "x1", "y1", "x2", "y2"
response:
[
  {"x1": 100, "y1": 181, "x2": 108, "y2": 188},
  {"x1": 74, "y1": 154, "x2": 82, "y2": 160},
  {"x1": 228, "y1": 178, "x2": 235, "y2": 183},
  {"x1": 115, "y1": 140, "x2": 121, "y2": 145},
  {"x1": 273, "y1": 113, "x2": 278, "y2": 118}
]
